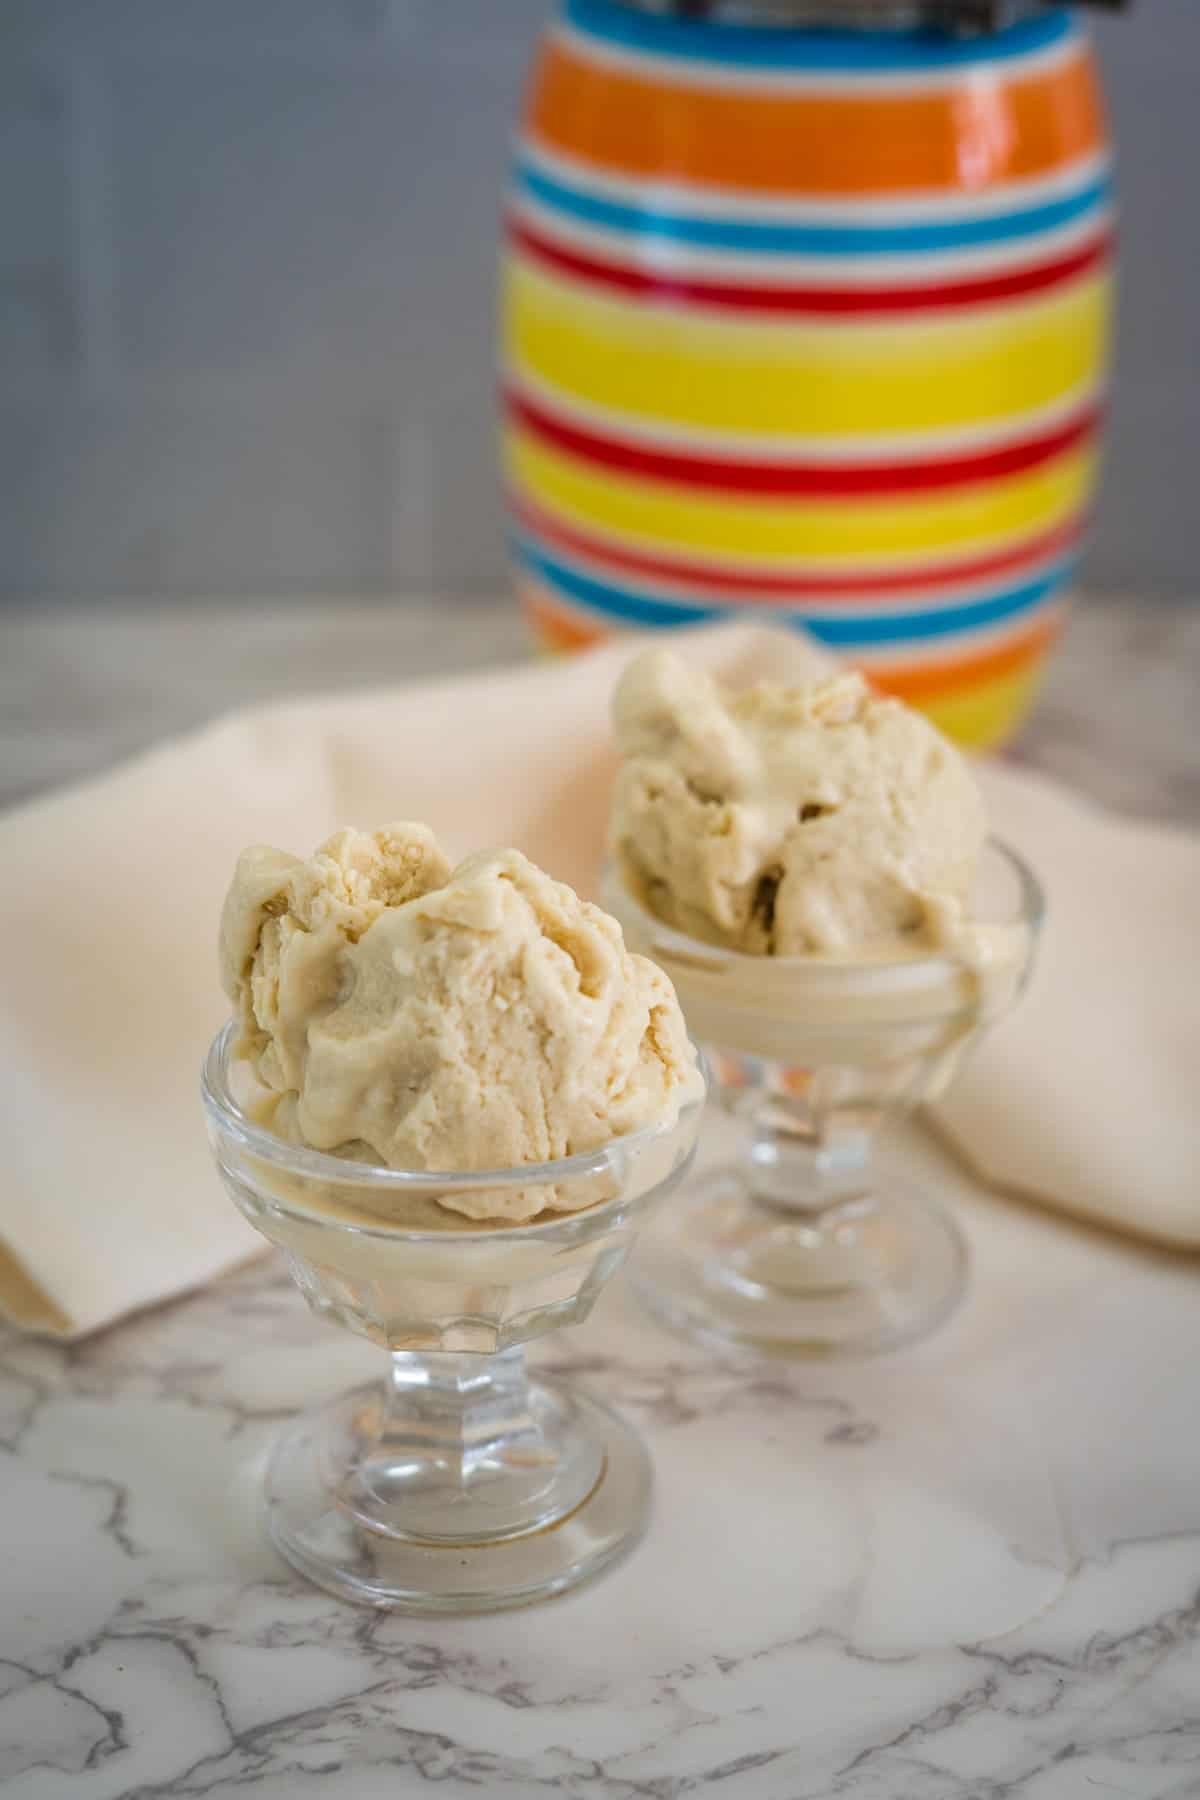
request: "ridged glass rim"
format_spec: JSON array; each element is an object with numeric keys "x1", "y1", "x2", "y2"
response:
[{"x1": 202, "y1": 1020, "x2": 707, "y2": 1231}]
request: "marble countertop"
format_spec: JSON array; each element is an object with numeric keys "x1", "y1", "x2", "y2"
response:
[{"x1": 2, "y1": 596, "x2": 1199, "y2": 1800}]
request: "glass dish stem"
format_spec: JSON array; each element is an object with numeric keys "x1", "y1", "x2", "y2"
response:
[
  {"x1": 629, "y1": 1053, "x2": 969, "y2": 1354},
  {"x1": 384, "y1": 1349, "x2": 536, "y2": 1492},
  {"x1": 744, "y1": 1089, "x2": 874, "y2": 1214},
  {"x1": 331, "y1": 1346, "x2": 606, "y2": 1547}
]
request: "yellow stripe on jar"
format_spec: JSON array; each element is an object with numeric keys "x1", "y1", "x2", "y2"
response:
[
  {"x1": 504, "y1": 260, "x2": 1111, "y2": 438},
  {"x1": 504, "y1": 427, "x2": 1097, "y2": 564}
]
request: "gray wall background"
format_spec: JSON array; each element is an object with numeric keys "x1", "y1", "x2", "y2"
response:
[{"x1": 0, "y1": 0, "x2": 1195, "y2": 605}]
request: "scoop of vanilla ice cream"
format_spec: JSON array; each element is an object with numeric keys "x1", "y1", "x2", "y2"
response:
[
  {"x1": 219, "y1": 823, "x2": 453, "y2": 1085},
  {"x1": 220, "y1": 830, "x2": 701, "y2": 1221},
  {"x1": 610, "y1": 650, "x2": 986, "y2": 956}
]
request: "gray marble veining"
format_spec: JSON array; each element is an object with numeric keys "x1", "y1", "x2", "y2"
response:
[
  {"x1": 1, "y1": 597, "x2": 1198, "y2": 1799},
  {"x1": 5, "y1": 1161, "x2": 1200, "y2": 1800}
]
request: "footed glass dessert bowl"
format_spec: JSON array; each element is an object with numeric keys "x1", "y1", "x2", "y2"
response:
[
  {"x1": 202, "y1": 1023, "x2": 704, "y2": 1612},
  {"x1": 603, "y1": 842, "x2": 1042, "y2": 1360}
]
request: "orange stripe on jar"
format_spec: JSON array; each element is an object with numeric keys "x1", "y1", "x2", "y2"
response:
[
  {"x1": 529, "y1": 37, "x2": 1106, "y2": 199},
  {"x1": 519, "y1": 579, "x2": 609, "y2": 651},
  {"x1": 867, "y1": 608, "x2": 1064, "y2": 701}
]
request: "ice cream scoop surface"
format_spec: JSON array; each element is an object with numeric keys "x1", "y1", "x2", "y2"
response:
[
  {"x1": 220, "y1": 826, "x2": 701, "y2": 1221},
  {"x1": 610, "y1": 651, "x2": 986, "y2": 957}
]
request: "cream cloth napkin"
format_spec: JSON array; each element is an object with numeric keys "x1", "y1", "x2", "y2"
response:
[{"x1": 1, "y1": 624, "x2": 1196, "y2": 1338}]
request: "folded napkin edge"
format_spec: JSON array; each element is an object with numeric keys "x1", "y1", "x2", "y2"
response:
[
  {"x1": 0, "y1": 1244, "x2": 73, "y2": 1336},
  {"x1": 924, "y1": 1112, "x2": 1200, "y2": 1255}
]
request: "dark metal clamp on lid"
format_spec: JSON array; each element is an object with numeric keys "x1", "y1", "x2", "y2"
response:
[{"x1": 619, "y1": 0, "x2": 1126, "y2": 28}]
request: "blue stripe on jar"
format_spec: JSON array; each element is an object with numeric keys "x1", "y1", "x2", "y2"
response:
[
  {"x1": 512, "y1": 536, "x2": 1077, "y2": 642},
  {"x1": 514, "y1": 159, "x2": 1112, "y2": 259}
]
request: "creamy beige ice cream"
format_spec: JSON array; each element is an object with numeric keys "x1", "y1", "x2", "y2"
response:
[
  {"x1": 610, "y1": 650, "x2": 986, "y2": 958},
  {"x1": 220, "y1": 825, "x2": 701, "y2": 1221}
]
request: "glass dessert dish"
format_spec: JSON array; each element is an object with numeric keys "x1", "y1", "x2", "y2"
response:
[
  {"x1": 202, "y1": 1023, "x2": 704, "y2": 1612},
  {"x1": 602, "y1": 841, "x2": 1042, "y2": 1359}
]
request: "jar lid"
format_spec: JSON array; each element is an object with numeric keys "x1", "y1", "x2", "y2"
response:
[{"x1": 608, "y1": 0, "x2": 1119, "y2": 28}]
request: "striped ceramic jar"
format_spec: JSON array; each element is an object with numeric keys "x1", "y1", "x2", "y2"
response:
[{"x1": 500, "y1": 0, "x2": 1113, "y2": 749}]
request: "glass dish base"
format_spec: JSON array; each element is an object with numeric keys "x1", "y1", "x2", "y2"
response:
[
  {"x1": 264, "y1": 1375, "x2": 652, "y2": 1612},
  {"x1": 630, "y1": 1166, "x2": 968, "y2": 1360}
]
